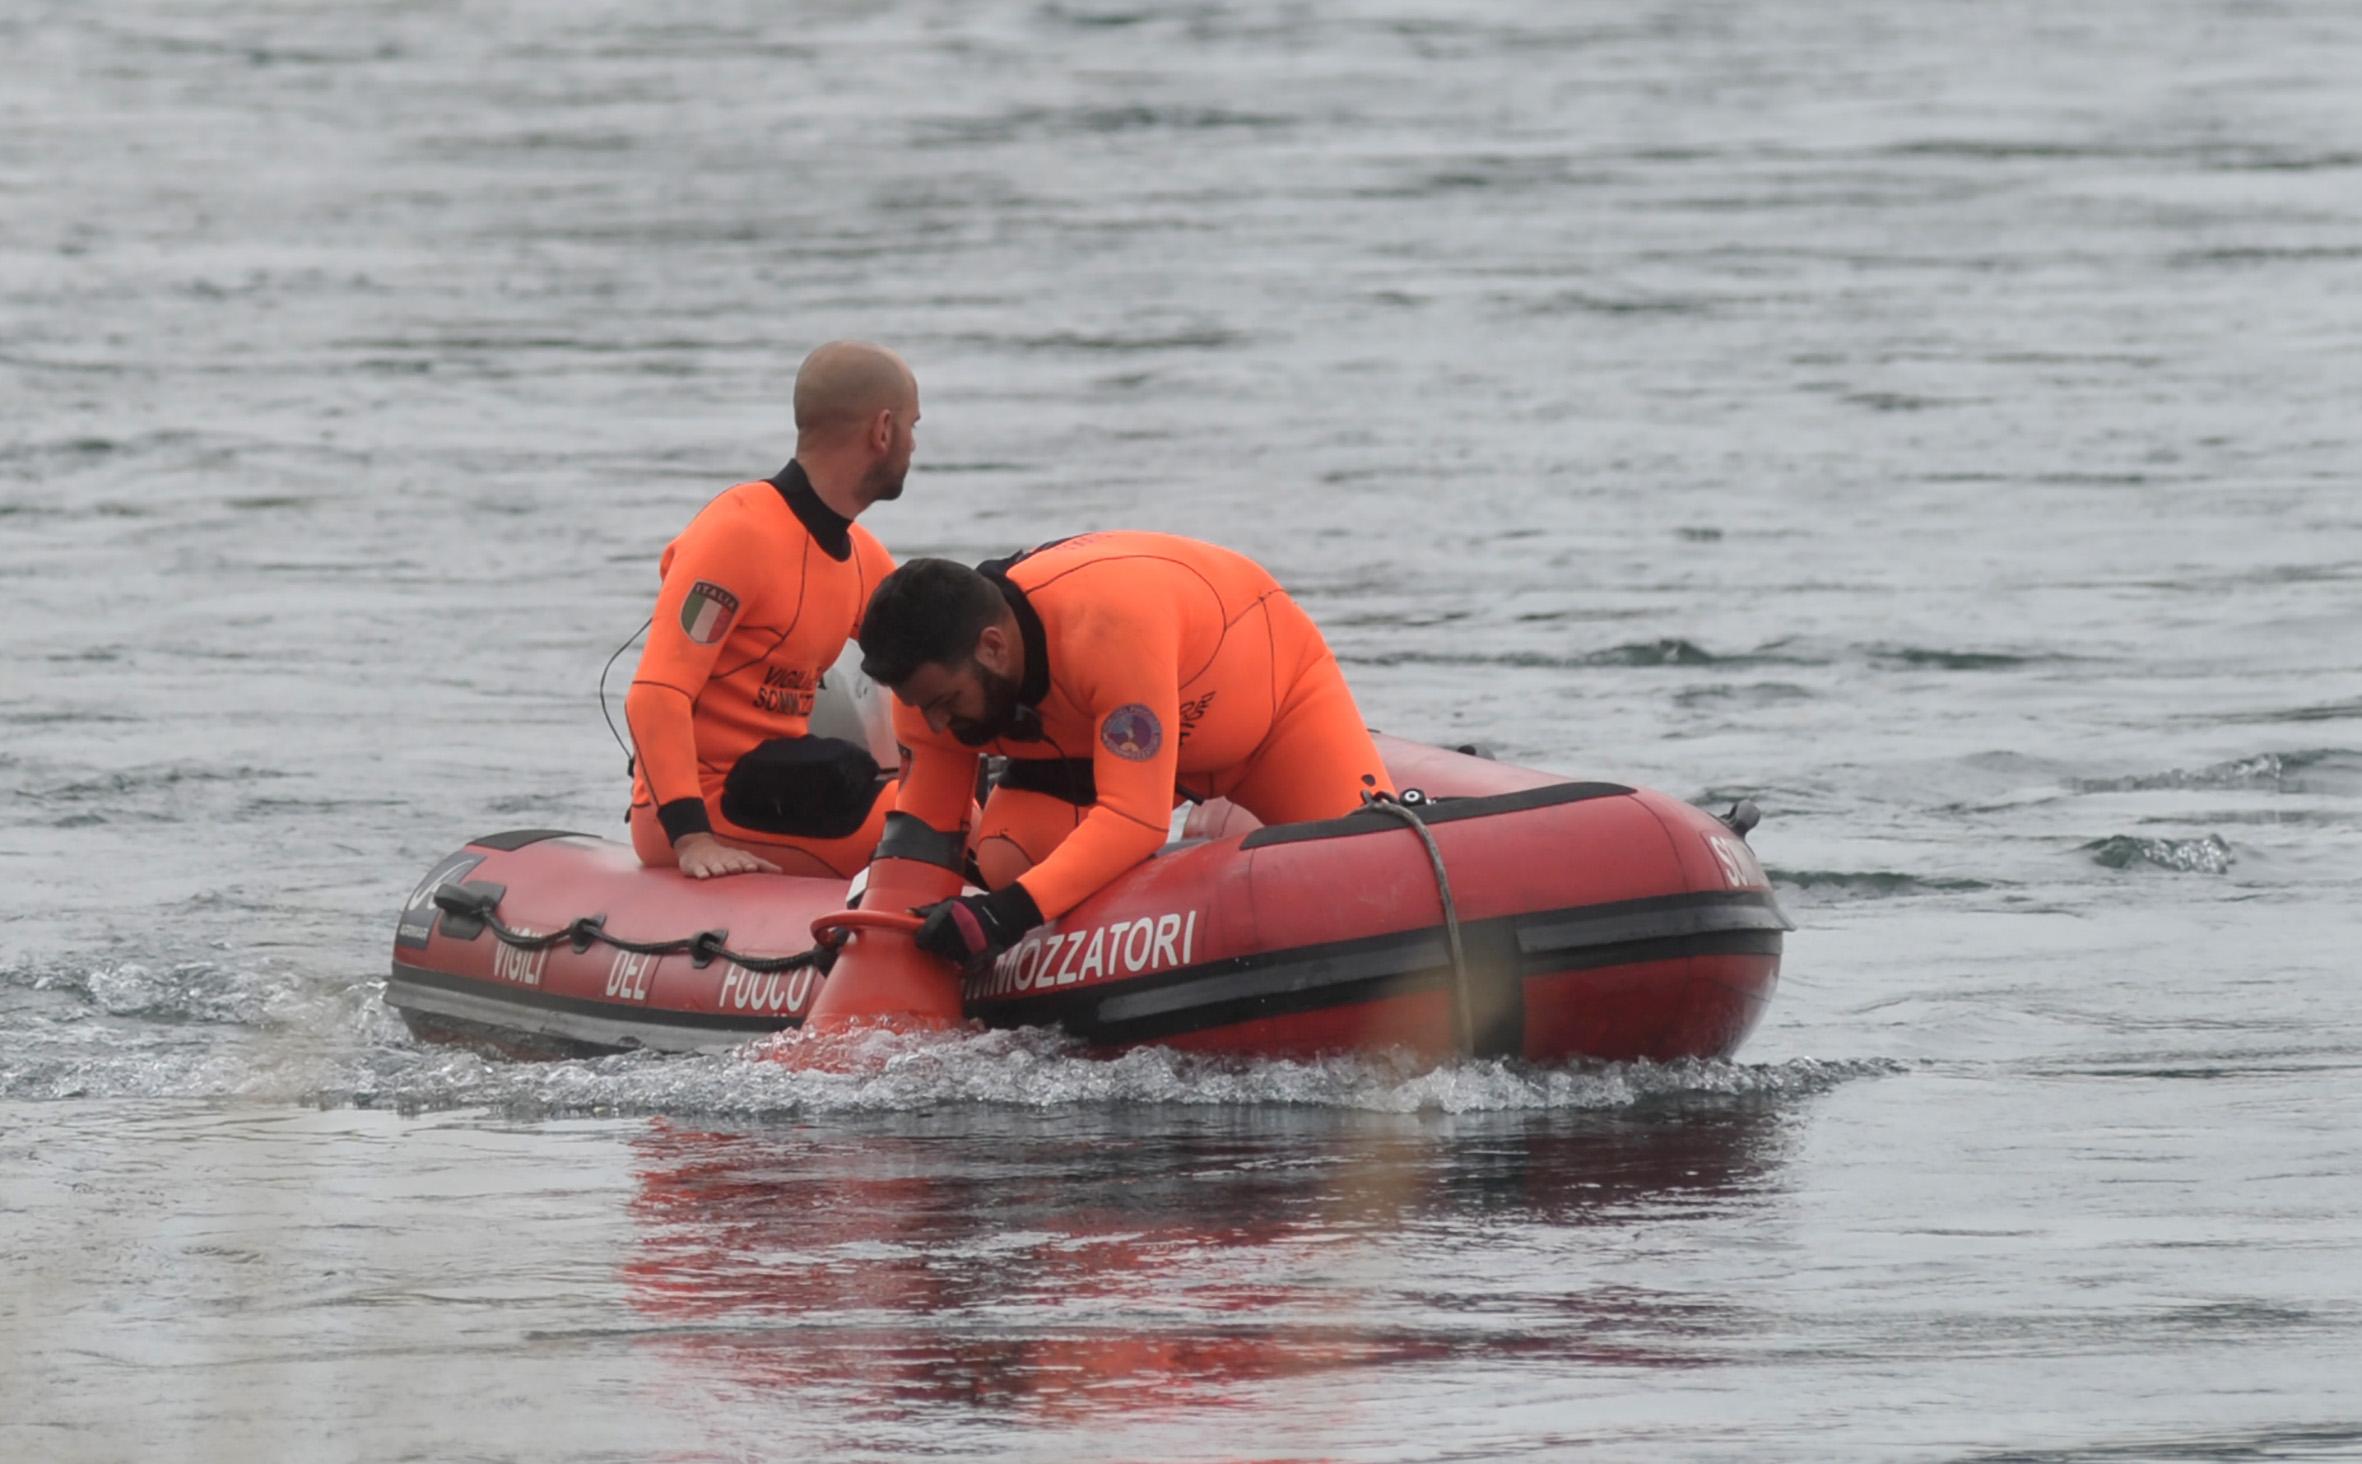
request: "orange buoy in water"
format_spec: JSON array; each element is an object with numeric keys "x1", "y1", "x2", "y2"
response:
[{"x1": 800, "y1": 843, "x2": 966, "y2": 1033}]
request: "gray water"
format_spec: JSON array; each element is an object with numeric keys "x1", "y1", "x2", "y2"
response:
[{"x1": 5, "y1": 1, "x2": 2361, "y2": 1458}]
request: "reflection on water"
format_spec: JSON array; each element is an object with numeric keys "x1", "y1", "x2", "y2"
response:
[{"x1": 622, "y1": 1101, "x2": 1791, "y2": 1418}]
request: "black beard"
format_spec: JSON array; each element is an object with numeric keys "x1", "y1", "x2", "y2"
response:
[
  {"x1": 863, "y1": 454, "x2": 907, "y2": 502},
  {"x1": 948, "y1": 662, "x2": 1022, "y2": 746}
]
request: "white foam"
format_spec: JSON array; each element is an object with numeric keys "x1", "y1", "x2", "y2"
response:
[
  {"x1": 3, "y1": 958, "x2": 1895, "y2": 1112},
  {"x1": 324, "y1": 1025, "x2": 1892, "y2": 1118}
]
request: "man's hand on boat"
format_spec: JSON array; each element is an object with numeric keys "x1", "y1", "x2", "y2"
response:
[
  {"x1": 674, "y1": 833, "x2": 782, "y2": 880},
  {"x1": 911, "y1": 883, "x2": 1044, "y2": 966}
]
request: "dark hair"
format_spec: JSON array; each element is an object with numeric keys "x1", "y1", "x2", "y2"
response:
[{"x1": 859, "y1": 559, "x2": 1004, "y2": 686}]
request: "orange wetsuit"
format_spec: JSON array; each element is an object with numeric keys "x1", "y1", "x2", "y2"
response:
[
  {"x1": 626, "y1": 463, "x2": 896, "y2": 878},
  {"x1": 891, "y1": 531, "x2": 1393, "y2": 918}
]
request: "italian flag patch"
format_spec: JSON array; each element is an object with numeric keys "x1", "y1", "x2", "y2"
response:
[{"x1": 680, "y1": 581, "x2": 740, "y2": 644}]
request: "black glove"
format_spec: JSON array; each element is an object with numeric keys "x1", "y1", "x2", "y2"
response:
[{"x1": 912, "y1": 883, "x2": 1044, "y2": 966}]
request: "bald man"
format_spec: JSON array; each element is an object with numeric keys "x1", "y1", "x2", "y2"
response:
[{"x1": 624, "y1": 342, "x2": 918, "y2": 879}]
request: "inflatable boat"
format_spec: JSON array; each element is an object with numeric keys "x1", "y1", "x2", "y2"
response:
[{"x1": 386, "y1": 680, "x2": 1787, "y2": 1065}]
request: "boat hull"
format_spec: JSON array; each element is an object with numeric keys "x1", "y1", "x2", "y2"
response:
[{"x1": 386, "y1": 741, "x2": 1785, "y2": 1064}]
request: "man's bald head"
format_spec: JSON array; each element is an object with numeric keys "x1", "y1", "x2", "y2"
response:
[
  {"x1": 793, "y1": 341, "x2": 916, "y2": 444},
  {"x1": 791, "y1": 341, "x2": 920, "y2": 513}
]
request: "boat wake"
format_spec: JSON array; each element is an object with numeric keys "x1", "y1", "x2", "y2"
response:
[
  {"x1": 328, "y1": 1025, "x2": 1898, "y2": 1118},
  {"x1": 1, "y1": 957, "x2": 1893, "y2": 1113},
  {"x1": 2072, "y1": 748, "x2": 2362, "y2": 794}
]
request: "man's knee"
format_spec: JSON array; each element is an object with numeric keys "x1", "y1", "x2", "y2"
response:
[
  {"x1": 974, "y1": 833, "x2": 1038, "y2": 892},
  {"x1": 974, "y1": 785, "x2": 1083, "y2": 890}
]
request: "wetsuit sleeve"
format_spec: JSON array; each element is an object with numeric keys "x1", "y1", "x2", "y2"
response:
[
  {"x1": 624, "y1": 505, "x2": 768, "y2": 844},
  {"x1": 1014, "y1": 609, "x2": 1182, "y2": 920},
  {"x1": 887, "y1": 697, "x2": 980, "y2": 839}
]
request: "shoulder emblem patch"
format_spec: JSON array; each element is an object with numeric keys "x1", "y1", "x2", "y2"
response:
[
  {"x1": 1101, "y1": 704, "x2": 1163, "y2": 762},
  {"x1": 680, "y1": 581, "x2": 740, "y2": 644}
]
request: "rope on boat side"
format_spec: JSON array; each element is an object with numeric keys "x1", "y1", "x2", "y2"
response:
[
  {"x1": 430, "y1": 884, "x2": 830, "y2": 973},
  {"x1": 1360, "y1": 791, "x2": 1476, "y2": 1055}
]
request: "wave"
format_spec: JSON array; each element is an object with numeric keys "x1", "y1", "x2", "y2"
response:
[
  {"x1": 1352, "y1": 638, "x2": 1760, "y2": 670},
  {"x1": 1673, "y1": 682, "x2": 1816, "y2": 710},
  {"x1": 1013, "y1": 326, "x2": 1245, "y2": 352},
  {"x1": 2217, "y1": 699, "x2": 2362, "y2": 726},
  {"x1": 12, "y1": 763, "x2": 294, "y2": 827},
  {"x1": 920, "y1": 105, "x2": 1287, "y2": 148},
  {"x1": 1578, "y1": 637, "x2": 1723, "y2": 666},
  {"x1": 1348, "y1": 638, "x2": 2068, "y2": 673},
  {"x1": 1526, "y1": 290, "x2": 1716, "y2": 317},
  {"x1": 1, "y1": 957, "x2": 326, "y2": 1029},
  {"x1": 2138, "y1": 808, "x2": 2353, "y2": 828},
  {"x1": 1865, "y1": 645, "x2": 2054, "y2": 671},
  {"x1": 25, "y1": 764, "x2": 289, "y2": 801},
  {"x1": 1768, "y1": 869, "x2": 1995, "y2": 897},
  {"x1": 2074, "y1": 749, "x2": 2361, "y2": 794},
  {"x1": 2082, "y1": 834, "x2": 2234, "y2": 874},
  {"x1": 0, "y1": 428, "x2": 206, "y2": 466},
  {"x1": 2172, "y1": 244, "x2": 2362, "y2": 267}
]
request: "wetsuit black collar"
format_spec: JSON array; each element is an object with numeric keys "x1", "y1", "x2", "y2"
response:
[
  {"x1": 977, "y1": 552, "x2": 1052, "y2": 730},
  {"x1": 767, "y1": 460, "x2": 853, "y2": 562}
]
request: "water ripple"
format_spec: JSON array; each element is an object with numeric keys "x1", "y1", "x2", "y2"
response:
[{"x1": 2082, "y1": 834, "x2": 2236, "y2": 874}]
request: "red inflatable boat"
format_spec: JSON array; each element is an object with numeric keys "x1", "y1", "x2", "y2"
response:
[{"x1": 386, "y1": 730, "x2": 1787, "y2": 1065}]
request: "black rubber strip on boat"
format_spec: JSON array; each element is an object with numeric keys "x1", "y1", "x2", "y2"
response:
[
  {"x1": 393, "y1": 1005, "x2": 628, "y2": 1062},
  {"x1": 986, "y1": 927, "x2": 1785, "y2": 1049},
  {"x1": 1237, "y1": 781, "x2": 1634, "y2": 849},
  {"x1": 468, "y1": 828, "x2": 593, "y2": 852},
  {"x1": 388, "y1": 960, "x2": 799, "y2": 1035},
  {"x1": 1064, "y1": 892, "x2": 1782, "y2": 1021},
  {"x1": 970, "y1": 889, "x2": 1786, "y2": 1047},
  {"x1": 389, "y1": 889, "x2": 1785, "y2": 1056}
]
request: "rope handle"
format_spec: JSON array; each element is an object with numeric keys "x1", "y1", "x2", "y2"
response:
[
  {"x1": 1361, "y1": 791, "x2": 1476, "y2": 1055},
  {"x1": 431, "y1": 882, "x2": 825, "y2": 973}
]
